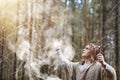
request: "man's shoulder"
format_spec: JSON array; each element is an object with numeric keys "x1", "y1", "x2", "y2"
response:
[{"x1": 93, "y1": 61, "x2": 102, "y2": 68}]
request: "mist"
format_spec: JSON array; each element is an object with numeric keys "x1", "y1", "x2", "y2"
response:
[{"x1": 7, "y1": 0, "x2": 75, "y2": 80}]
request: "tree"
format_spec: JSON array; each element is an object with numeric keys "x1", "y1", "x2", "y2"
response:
[
  {"x1": 0, "y1": 27, "x2": 4, "y2": 80},
  {"x1": 99, "y1": 0, "x2": 106, "y2": 55},
  {"x1": 115, "y1": 0, "x2": 119, "y2": 79},
  {"x1": 84, "y1": 0, "x2": 89, "y2": 45}
]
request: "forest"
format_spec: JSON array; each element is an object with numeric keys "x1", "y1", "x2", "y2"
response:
[{"x1": 0, "y1": 0, "x2": 120, "y2": 80}]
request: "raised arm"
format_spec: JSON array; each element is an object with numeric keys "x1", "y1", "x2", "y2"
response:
[
  {"x1": 56, "y1": 49, "x2": 70, "y2": 65},
  {"x1": 53, "y1": 38, "x2": 70, "y2": 65},
  {"x1": 97, "y1": 53, "x2": 117, "y2": 80},
  {"x1": 105, "y1": 63, "x2": 117, "y2": 80},
  {"x1": 53, "y1": 38, "x2": 78, "y2": 67}
]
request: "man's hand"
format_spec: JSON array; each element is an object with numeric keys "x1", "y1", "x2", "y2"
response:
[
  {"x1": 97, "y1": 53, "x2": 106, "y2": 68},
  {"x1": 53, "y1": 38, "x2": 63, "y2": 50}
]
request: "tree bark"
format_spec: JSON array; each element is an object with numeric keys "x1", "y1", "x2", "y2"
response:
[
  {"x1": 0, "y1": 28, "x2": 4, "y2": 80},
  {"x1": 115, "y1": 0, "x2": 119, "y2": 79},
  {"x1": 99, "y1": 0, "x2": 106, "y2": 55},
  {"x1": 84, "y1": 0, "x2": 89, "y2": 45},
  {"x1": 13, "y1": 0, "x2": 20, "y2": 80},
  {"x1": 71, "y1": 0, "x2": 75, "y2": 11}
]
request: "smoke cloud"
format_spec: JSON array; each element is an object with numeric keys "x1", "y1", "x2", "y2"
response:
[{"x1": 8, "y1": 0, "x2": 75, "y2": 80}]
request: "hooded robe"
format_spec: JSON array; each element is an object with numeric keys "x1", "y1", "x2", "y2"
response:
[{"x1": 57, "y1": 50, "x2": 117, "y2": 80}]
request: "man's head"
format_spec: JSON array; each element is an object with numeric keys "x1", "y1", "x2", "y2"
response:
[{"x1": 82, "y1": 43, "x2": 100, "y2": 60}]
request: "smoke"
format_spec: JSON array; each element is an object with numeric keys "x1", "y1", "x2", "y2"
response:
[
  {"x1": 46, "y1": 75, "x2": 62, "y2": 80},
  {"x1": 8, "y1": 0, "x2": 75, "y2": 80}
]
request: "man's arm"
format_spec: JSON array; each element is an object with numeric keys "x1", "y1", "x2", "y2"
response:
[
  {"x1": 56, "y1": 49, "x2": 70, "y2": 65},
  {"x1": 97, "y1": 53, "x2": 117, "y2": 80},
  {"x1": 104, "y1": 63, "x2": 117, "y2": 80}
]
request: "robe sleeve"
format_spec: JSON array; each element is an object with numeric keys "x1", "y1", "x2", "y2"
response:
[
  {"x1": 103, "y1": 63, "x2": 117, "y2": 80},
  {"x1": 56, "y1": 49, "x2": 79, "y2": 66},
  {"x1": 56, "y1": 49, "x2": 79, "y2": 79}
]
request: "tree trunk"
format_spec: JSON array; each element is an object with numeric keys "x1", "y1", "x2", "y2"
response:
[
  {"x1": 99, "y1": 0, "x2": 106, "y2": 55},
  {"x1": 90, "y1": 7, "x2": 94, "y2": 41},
  {"x1": 13, "y1": 0, "x2": 20, "y2": 80},
  {"x1": 84, "y1": 0, "x2": 89, "y2": 45},
  {"x1": 115, "y1": 0, "x2": 119, "y2": 79},
  {"x1": 0, "y1": 28, "x2": 4, "y2": 80},
  {"x1": 71, "y1": 0, "x2": 75, "y2": 11}
]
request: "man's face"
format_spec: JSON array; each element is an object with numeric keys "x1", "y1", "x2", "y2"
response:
[{"x1": 82, "y1": 45, "x2": 92, "y2": 58}]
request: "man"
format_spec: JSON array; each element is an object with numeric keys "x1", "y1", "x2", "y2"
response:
[{"x1": 54, "y1": 39, "x2": 117, "y2": 80}]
